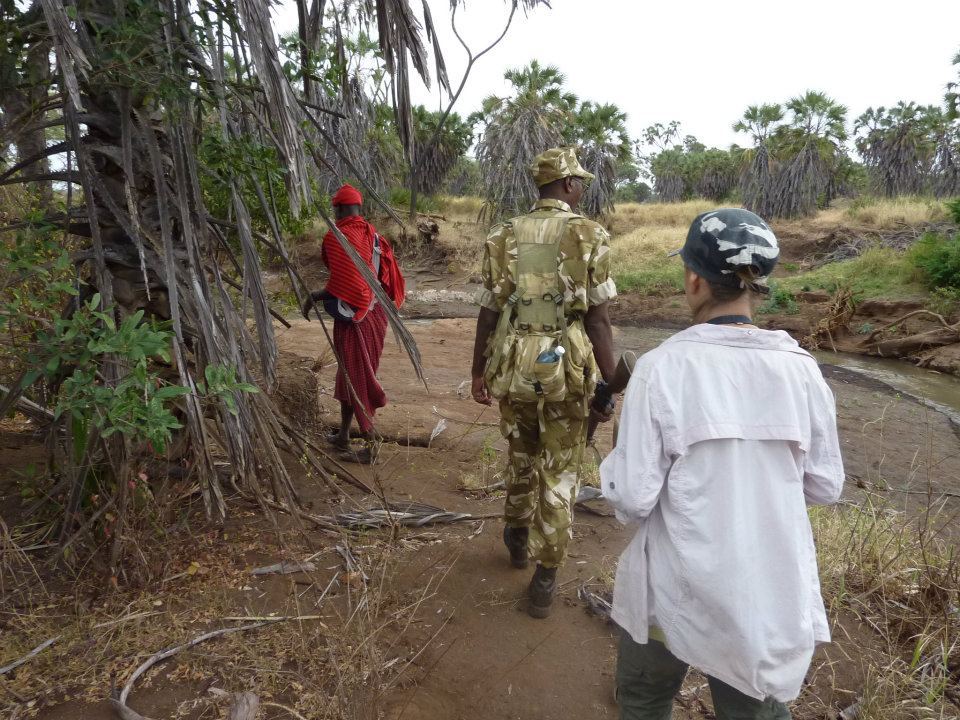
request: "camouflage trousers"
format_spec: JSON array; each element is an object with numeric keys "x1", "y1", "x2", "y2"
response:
[{"x1": 499, "y1": 398, "x2": 588, "y2": 568}]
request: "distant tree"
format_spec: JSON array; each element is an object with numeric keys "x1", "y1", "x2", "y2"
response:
[
  {"x1": 442, "y1": 155, "x2": 481, "y2": 196},
  {"x1": 643, "y1": 122, "x2": 737, "y2": 203},
  {"x1": 570, "y1": 101, "x2": 631, "y2": 217},
  {"x1": 946, "y1": 48, "x2": 960, "y2": 119},
  {"x1": 0, "y1": 2, "x2": 52, "y2": 205},
  {"x1": 689, "y1": 148, "x2": 737, "y2": 201},
  {"x1": 855, "y1": 103, "x2": 960, "y2": 198},
  {"x1": 411, "y1": 106, "x2": 472, "y2": 196},
  {"x1": 733, "y1": 103, "x2": 784, "y2": 217},
  {"x1": 855, "y1": 103, "x2": 940, "y2": 196},
  {"x1": 474, "y1": 60, "x2": 576, "y2": 221},
  {"x1": 766, "y1": 91, "x2": 848, "y2": 218},
  {"x1": 614, "y1": 180, "x2": 652, "y2": 204},
  {"x1": 642, "y1": 121, "x2": 685, "y2": 201}
]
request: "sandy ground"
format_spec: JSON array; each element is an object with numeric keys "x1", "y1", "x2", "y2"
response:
[
  {"x1": 273, "y1": 315, "x2": 960, "y2": 720},
  {"x1": 5, "y1": 310, "x2": 959, "y2": 719}
]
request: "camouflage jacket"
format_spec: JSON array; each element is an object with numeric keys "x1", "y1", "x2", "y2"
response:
[{"x1": 476, "y1": 199, "x2": 617, "y2": 316}]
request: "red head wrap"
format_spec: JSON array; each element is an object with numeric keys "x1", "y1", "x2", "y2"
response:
[{"x1": 331, "y1": 183, "x2": 363, "y2": 206}]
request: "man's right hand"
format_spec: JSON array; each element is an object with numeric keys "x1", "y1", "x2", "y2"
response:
[
  {"x1": 471, "y1": 376, "x2": 492, "y2": 406},
  {"x1": 301, "y1": 290, "x2": 325, "y2": 320}
]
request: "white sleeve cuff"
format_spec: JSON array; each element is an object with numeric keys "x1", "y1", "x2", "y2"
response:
[{"x1": 589, "y1": 277, "x2": 618, "y2": 306}]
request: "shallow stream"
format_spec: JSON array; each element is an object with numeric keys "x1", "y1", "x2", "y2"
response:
[{"x1": 613, "y1": 325, "x2": 960, "y2": 424}]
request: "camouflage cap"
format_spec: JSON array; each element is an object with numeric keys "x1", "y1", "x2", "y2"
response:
[
  {"x1": 669, "y1": 208, "x2": 780, "y2": 287},
  {"x1": 530, "y1": 147, "x2": 595, "y2": 187}
]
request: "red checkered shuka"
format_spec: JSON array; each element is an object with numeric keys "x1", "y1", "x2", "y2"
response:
[{"x1": 333, "y1": 303, "x2": 388, "y2": 432}]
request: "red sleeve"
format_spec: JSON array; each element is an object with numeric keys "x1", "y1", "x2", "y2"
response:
[{"x1": 377, "y1": 236, "x2": 406, "y2": 309}]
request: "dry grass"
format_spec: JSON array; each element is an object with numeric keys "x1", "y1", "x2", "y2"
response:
[
  {"x1": 0, "y1": 521, "x2": 450, "y2": 719},
  {"x1": 437, "y1": 195, "x2": 483, "y2": 220},
  {"x1": 605, "y1": 201, "x2": 715, "y2": 295},
  {"x1": 807, "y1": 494, "x2": 959, "y2": 719},
  {"x1": 607, "y1": 199, "x2": 717, "y2": 236},
  {"x1": 814, "y1": 197, "x2": 949, "y2": 231}
]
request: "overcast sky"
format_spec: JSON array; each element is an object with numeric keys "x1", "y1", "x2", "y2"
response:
[{"x1": 275, "y1": 0, "x2": 960, "y2": 151}]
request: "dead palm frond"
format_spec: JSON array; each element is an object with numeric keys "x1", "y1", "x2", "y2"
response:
[{"x1": 0, "y1": 0, "x2": 476, "y2": 569}]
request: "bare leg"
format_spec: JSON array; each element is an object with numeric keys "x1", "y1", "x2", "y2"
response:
[{"x1": 336, "y1": 403, "x2": 353, "y2": 447}]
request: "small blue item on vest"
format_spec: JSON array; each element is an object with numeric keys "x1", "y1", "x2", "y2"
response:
[
  {"x1": 536, "y1": 346, "x2": 565, "y2": 364},
  {"x1": 323, "y1": 234, "x2": 384, "y2": 323}
]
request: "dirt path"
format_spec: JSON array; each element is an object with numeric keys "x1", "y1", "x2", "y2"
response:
[{"x1": 272, "y1": 316, "x2": 960, "y2": 720}]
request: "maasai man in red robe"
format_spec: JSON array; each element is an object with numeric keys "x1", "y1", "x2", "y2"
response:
[{"x1": 302, "y1": 184, "x2": 405, "y2": 463}]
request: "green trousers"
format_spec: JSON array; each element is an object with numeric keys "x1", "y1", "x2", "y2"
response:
[
  {"x1": 499, "y1": 399, "x2": 587, "y2": 568},
  {"x1": 616, "y1": 633, "x2": 791, "y2": 720}
]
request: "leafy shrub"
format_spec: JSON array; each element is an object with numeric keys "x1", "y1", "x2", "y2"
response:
[
  {"x1": 946, "y1": 197, "x2": 960, "y2": 224},
  {"x1": 387, "y1": 186, "x2": 440, "y2": 213},
  {"x1": 759, "y1": 282, "x2": 799, "y2": 314},
  {"x1": 927, "y1": 286, "x2": 960, "y2": 316},
  {"x1": 908, "y1": 231, "x2": 960, "y2": 290}
]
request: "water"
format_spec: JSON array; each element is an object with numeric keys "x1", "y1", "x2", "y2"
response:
[{"x1": 613, "y1": 325, "x2": 960, "y2": 421}]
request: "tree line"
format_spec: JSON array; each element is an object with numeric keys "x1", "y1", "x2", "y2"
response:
[{"x1": 644, "y1": 56, "x2": 960, "y2": 219}]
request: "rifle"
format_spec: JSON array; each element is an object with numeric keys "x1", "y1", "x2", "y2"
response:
[{"x1": 586, "y1": 351, "x2": 637, "y2": 445}]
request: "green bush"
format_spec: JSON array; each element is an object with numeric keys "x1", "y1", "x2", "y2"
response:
[
  {"x1": 946, "y1": 198, "x2": 960, "y2": 224},
  {"x1": 908, "y1": 231, "x2": 960, "y2": 290},
  {"x1": 758, "y1": 281, "x2": 799, "y2": 315},
  {"x1": 387, "y1": 186, "x2": 441, "y2": 213}
]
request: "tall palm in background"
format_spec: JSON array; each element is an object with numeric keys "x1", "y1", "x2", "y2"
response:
[
  {"x1": 411, "y1": 106, "x2": 473, "y2": 196},
  {"x1": 769, "y1": 91, "x2": 848, "y2": 217},
  {"x1": 475, "y1": 60, "x2": 577, "y2": 221},
  {"x1": 855, "y1": 102, "x2": 942, "y2": 197},
  {"x1": 571, "y1": 101, "x2": 631, "y2": 217},
  {"x1": 734, "y1": 103, "x2": 784, "y2": 217}
]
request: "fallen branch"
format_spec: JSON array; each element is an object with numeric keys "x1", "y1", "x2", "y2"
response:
[
  {"x1": 221, "y1": 615, "x2": 323, "y2": 623},
  {"x1": 0, "y1": 383, "x2": 55, "y2": 424},
  {"x1": 250, "y1": 560, "x2": 317, "y2": 576},
  {"x1": 0, "y1": 635, "x2": 61, "y2": 676},
  {"x1": 322, "y1": 501, "x2": 499, "y2": 529},
  {"x1": 115, "y1": 619, "x2": 281, "y2": 714},
  {"x1": 862, "y1": 309, "x2": 957, "y2": 345}
]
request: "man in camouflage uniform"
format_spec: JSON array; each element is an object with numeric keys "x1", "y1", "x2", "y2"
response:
[{"x1": 470, "y1": 147, "x2": 617, "y2": 618}]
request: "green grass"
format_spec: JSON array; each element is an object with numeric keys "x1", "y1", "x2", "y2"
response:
[
  {"x1": 779, "y1": 248, "x2": 925, "y2": 299},
  {"x1": 614, "y1": 264, "x2": 684, "y2": 295},
  {"x1": 758, "y1": 282, "x2": 799, "y2": 315}
]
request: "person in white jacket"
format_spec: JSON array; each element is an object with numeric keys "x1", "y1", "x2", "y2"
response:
[{"x1": 600, "y1": 208, "x2": 844, "y2": 720}]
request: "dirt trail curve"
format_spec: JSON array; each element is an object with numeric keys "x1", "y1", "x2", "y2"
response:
[{"x1": 275, "y1": 316, "x2": 960, "y2": 720}]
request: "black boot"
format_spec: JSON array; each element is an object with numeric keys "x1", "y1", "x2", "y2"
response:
[
  {"x1": 527, "y1": 564, "x2": 558, "y2": 619},
  {"x1": 502, "y1": 525, "x2": 529, "y2": 569}
]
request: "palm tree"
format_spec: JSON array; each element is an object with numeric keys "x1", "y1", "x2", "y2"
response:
[
  {"x1": 855, "y1": 103, "x2": 940, "y2": 197},
  {"x1": 733, "y1": 104, "x2": 784, "y2": 216},
  {"x1": 411, "y1": 105, "x2": 472, "y2": 197},
  {"x1": 475, "y1": 60, "x2": 577, "y2": 221},
  {"x1": 769, "y1": 91, "x2": 848, "y2": 218},
  {"x1": 946, "y1": 48, "x2": 959, "y2": 120},
  {"x1": 571, "y1": 101, "x2": 631, "y2": 217}
]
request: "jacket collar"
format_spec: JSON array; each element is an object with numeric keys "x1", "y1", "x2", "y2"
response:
[
  {"x1": 665, "y1": 323, "x2": 813, "y2": 358},
  {"x1": 531, "y1": 198, "x2": 573, "y2": 213}
]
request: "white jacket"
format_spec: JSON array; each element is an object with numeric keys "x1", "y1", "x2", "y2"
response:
[{"x1": 600, "y1": 324, "x2": 844, "y2": 702}]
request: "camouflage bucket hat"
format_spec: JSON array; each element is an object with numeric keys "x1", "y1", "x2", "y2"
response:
[
  {"x1": 530, "y1": 147, "x2": 595, "y2": 187},
  {"x1": 669, "y1": 208, "x2": 780, "y2": 288}
]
